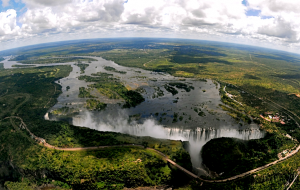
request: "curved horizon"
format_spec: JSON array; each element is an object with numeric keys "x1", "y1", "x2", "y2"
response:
[
  {"x1": 1, "y1": 37, "x2": 300, "y2": 57},
  {"x1": 1, "y1": 0, "x2": 300, "y2": 53}
]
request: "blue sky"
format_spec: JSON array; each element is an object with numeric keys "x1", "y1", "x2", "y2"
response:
[
  {"x1": 0, "y1": 0, "x2": 299, "y2": 53},
  {"x1": 0, "y1": 0, "x2": 26, "y2": 27},
  {"x1": 243, "y1": 0, "x2": 273, "y2": 19},
  {"x1": 0, "y1": 0, "x2": 25, "y2": 13}
]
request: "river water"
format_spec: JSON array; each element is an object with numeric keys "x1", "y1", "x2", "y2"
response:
[{"x1": 2, "y1": 56, "x2": 265, "y2": 176}]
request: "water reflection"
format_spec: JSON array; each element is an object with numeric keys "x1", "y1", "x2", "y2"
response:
[{"x1": 3, "y1": 56, "x2": 265, "y2": 173}]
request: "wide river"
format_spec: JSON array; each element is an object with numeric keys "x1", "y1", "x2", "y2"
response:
[{"x1": 3, "y1": 56, "x2": 265, "y2": 176}]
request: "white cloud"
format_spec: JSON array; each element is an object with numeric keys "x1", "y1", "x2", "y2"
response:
[
  {"x1": 1, "y1": 0, "x2": 300, "y2": 52},
  {"x1": 19, "y1": 0, "x2": 124, "y2": 33},
  {"x1": 1, "y1": 0, "x2": 10, "y2": 7},
  {"x1": 258, "y1": 17, "x2": 298, "y2": 41},
  {"x1": 0, "y1": 9, "x2": 20, "y2": 40},
  {"x1": 248, "y1": 0, "x2": 300, "y2": 16},
  {"x1": 22, "y1": 0, "x2": 73, "y2": 8}
]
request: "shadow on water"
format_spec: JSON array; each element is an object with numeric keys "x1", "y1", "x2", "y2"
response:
[{"x1": 3, "y1": 56, "x2": 265, "y2": 175}]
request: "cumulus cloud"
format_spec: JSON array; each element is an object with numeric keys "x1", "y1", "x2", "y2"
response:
[
  {"x1": 18, "y1": 0, "x2": 125, "y2": 35},
  {"x1": 0, "y1": 9, "x2": 20, "y2": 39},
  {"x1": 258, "y1": 17, "x2": 298, "y2": 41},
  {"x1": 22, "y1": 0, "x2": 73, "y2": 7},
  {"x1": 1, "y1": 0, "x2": 300, "y2": 52},
  {"x1": 248, "y1": 0, "x2": 300, "y2": 15}
]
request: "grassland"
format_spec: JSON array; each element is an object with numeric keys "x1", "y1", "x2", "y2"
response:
[
  {"x1": 11, "y1": 64, "x2": 34, "y2": 68},
  {"x1": 11, "y1": 57, "x2": 96, "y2": 64},
  {"x1": 0, "y1": 64, "x2": 191, "y2": 189},
  {"x1": 2, "y1": 38, "x2": 300, "y2": 189},
  {"x1": 50, "y1": 107, "x2": 79, "y2": 116},
  {"x1": 78, "y1": 87, "x2": 95, "y2": 98},
  {"x1": 201, "y1": 134, "x2": 296, "y2": 179},
  {"x1": 79, "y1": 73, "x2": 145, "y2": 108},
  {"x1": 74, "y1": 62, "x2": 89, "y2": 73},
  {"x1": 104, "y1": 66, "x2": 127, "y2": 74},
  {"x1": 85, "y1": 99, "x2": 107, "y2": 110}
]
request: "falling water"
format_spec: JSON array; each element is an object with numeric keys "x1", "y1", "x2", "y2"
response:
[
  {"x1": 3, "y1": 55, "x2": 266, "y2": 176},
  {"x1": 72, "y1": 111, "x2": 265, "y2": 175}
]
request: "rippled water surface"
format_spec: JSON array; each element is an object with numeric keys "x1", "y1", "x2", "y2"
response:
[{"x1": 3, "y1": 56, "x2": 265, "y2": 175}]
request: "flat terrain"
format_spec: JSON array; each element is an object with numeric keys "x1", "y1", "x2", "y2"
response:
[{"x1": 1, "y1": 38, "x2": 300, "y2": 189}]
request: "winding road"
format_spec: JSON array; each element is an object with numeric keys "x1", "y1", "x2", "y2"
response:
[
  {"x1": 2, "y1": 80, "x2": 300, "y2": 184},
  {"x1": 3, "y1": 115, "x2": 300, "y2": 184},
  {"x1": 287, "y1": 169, "x2": 300, "y2": 190}
]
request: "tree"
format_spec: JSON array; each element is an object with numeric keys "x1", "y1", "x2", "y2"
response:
[{"x1": 142, "y1": 141, "x2": 148, "y2": 148}]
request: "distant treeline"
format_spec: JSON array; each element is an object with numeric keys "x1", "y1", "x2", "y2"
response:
[{"x1": 13, "y1": 57, "x2": 96, "y2": 64}]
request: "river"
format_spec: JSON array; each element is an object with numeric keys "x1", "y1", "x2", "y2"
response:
[{"x1": 2, "y1": 56, "x2": 265, "y2": 176}]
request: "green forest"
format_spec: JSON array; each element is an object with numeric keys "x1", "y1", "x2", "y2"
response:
[
  {"x1": 0, "y1": 64, "x2": 191, "y2": 189},
  {"x1": 74, "y1": 62, "x2": 89, "y2": 74},
  {"x1": 1, "y1": 38, "x2": 300, "y2": 189},
  {"x1": 78, "y1": 73, "x2": 145, "y2": 108}
]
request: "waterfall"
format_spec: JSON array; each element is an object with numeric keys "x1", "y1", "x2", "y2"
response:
[{"x1": 72, "y1": 111, "x2": 265, "y2": 172}]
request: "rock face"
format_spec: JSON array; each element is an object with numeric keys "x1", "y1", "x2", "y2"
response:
[
  {"x1": 201, "y1": 137, "x2": 249, "y2": 175},
  {"x1": 0, "y1": 162, "x2": 16, "y2": 187},
  {"x1": 201, "y1": 135, "x2": 281, "y2": 178},
  {"x1": 0, "y1": 161, "x2": 55, "y2": 188}
]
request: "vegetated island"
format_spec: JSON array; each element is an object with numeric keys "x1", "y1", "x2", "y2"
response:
[
  {"x1": 74, "y1": 61, "x2": 89, "y2": 73},
  {"x1": 0, "y1": 64, "x2": 192, "y2": 189},
  {"x1": 1, "y1": 38, "x2": 300, "y2": 189},
  {"x1": 104, "y1": 66, "x2": 127, "y2": 74},
  {"x1": 78, "y1": 73, "x2": 145, "y2": 108}
]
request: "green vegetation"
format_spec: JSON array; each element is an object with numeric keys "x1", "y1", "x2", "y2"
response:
[
  {"x1": 78, "y1": 87, "x2": 95, "y2": 98},
  {"x1": 50, "y1": 107, "x2": 79, "y2": 116},
  {"x1": 11, "y1": 64, "x2": 34, "y2": 68},
  {"x1": 0, "y1": 63, "x2": 3, "y2": 69},
  {"x1": 187, "y1": 145, "x2": 300, "y2": 189},
  {"x1": 129, "y1": 114, "x2": 141, "y2": 122},
  {"x1": 74, "y1": 62, "x2": 89, "y2": 73},
  {"x1": 152, "y1": 87, "x2": 164, "y2": 98},
  {"x1": 164, "y1": 84, "x2": 178, "y2": 95},
  {"x1": 168, "y1": 82, "x2": 194, "y2": 92},
  {"x1": 104, "y1": 66, "x2": 127, "y2": 74},
  {"x1": 173, "y1": 112, "x2": 178, "y2": 123},
  {"x1": 0, "y1": 94, "x2": 27, "y2": 118},
  {"x1": 86, "y1": 99, "x2": 107, "y2": 110},
  {"x1": 220, "y1": 83, "x2": 300, "y2": 140},
  {"x1": 4, "y1": 178, "x2": 38, "y2": 190},
  {"x1": 220, "y1": 104, "x2": 251, "y2": 124},
  {"x1": 80, "y1": 74, "x2": 121, "y2": 99},
  {"x1": 91, "y1": 72, "x2": 114, "y2": 78},
  {"x1": 193, "y1": 107, "x2": 205, "y2": 116},
  {"x1": 136, "y1": 86, "x2": 146, "y2": 94},
  {"x1": 0, "y1": 64, "x2": 191, "y2": 189},
  {"x1": 202, "y1": 136, "x2": 295, "y2": 179},
  {"x1": 11, "y1": 57, "x2": 96, "y2": 64},
  {"x1": 79, "y1": 73, "x2": 145, "y2": 108},
  {"x1": 2, "y1": 38, "x2": 300, "y2": 188}
]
